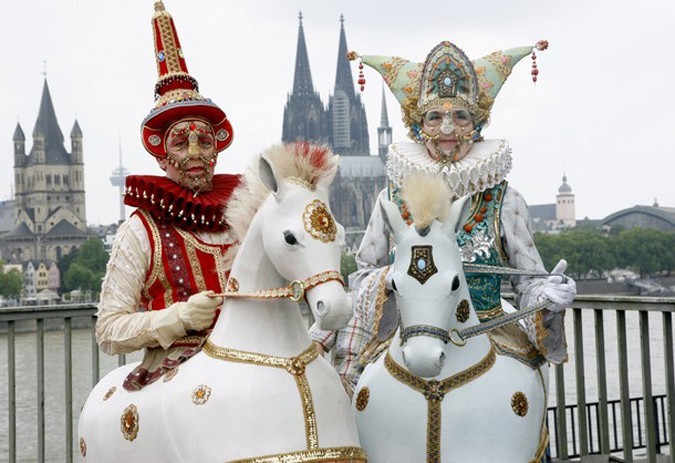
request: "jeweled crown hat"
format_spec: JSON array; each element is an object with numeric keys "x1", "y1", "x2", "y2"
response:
[
  {"x1": 141, "y1": 1, "x2": 233, "y2": 158},
  {"x1": 352, "y1": 40, "x2": 547, "y2": 134}
]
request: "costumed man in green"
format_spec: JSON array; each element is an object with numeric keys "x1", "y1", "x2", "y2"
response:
[{"x1": 311, "y1": 39, "x2": 575, "y2": 396}]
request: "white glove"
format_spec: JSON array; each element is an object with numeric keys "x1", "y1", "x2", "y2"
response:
[
  {"x1": 542, "y1": 259, "x2": 577, "y2": 312},
  {"x1": 177, "y1": 290, "x2": 223, "y2": 331}
]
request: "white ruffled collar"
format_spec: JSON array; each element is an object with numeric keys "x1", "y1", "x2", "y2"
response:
[{"x1": 386, "y1": 140, "x2": 512, "y2": 198}]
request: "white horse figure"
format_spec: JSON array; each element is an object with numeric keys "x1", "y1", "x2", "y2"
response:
[
  {"x1": 79, "y1": 144, "x2": 366, "y2": 463},
  {"x1": 353, "y1": 173, "x2": 548, "y2": 463}
]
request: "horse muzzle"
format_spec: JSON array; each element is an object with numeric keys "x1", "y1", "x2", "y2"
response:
[
  {"x1": 306, "y1": 280, "x2": 352, "y2": 331},
  {"x1": 402, "y1": 337, "x2": 446, "y2": 378}
]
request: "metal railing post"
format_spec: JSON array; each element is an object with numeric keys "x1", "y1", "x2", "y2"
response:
[
  {"x1": 663, "y1": 311, "x2": 675, "y2": 459},
  {"x1": 37, "y1": 318, "x2": 45, "y2": 462},
  {"x1": 7, "y1": 320, "x2": 16, "y2": 463},
  {"x1": 65, "y1": 318, "x2": 73, "y2": 463},
  {"x1": 574, "y1": 308, "x2": 589, "y2": 456},
  {"x1": 556, "y1": 362, "x2": 569, "y2": 460},
  {"x1": 617, "y1": 309, "x2": 634, "y2": 462},
  {"x1": 639, "y1": 311, "x2": 657, "y2": 462},
  {"x1": 594, "y1": 308, "x2": 611, "y2": 455}
]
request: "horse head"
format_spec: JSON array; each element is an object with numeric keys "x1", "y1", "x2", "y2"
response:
[
  {"x1": 225, "y1": 142, "x2": 352, "y2": 331},
  {"x1": 382, "y1": 173, "x2": 477, "y2": 378}
]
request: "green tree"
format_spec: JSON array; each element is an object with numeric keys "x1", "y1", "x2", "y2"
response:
[
  {"x1": 0, "y1": 268, "x2": 23, "y2": 298},
  {"x1": 60, "y1": 238, "x2": 109, "y2": 296}
]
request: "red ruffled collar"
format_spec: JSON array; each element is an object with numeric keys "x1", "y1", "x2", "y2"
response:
[{"x1": 124, "y1": 174, "x2": 242, "y2": 232}]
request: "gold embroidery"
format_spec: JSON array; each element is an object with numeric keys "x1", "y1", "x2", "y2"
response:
[
  {"x1": 226, "y1": 446, "x2": 367, "y2": 463},
  {"x1": 192, "y1": 384, "x2": 212, "y2": 405},
  {"x1": 203, "y1": 341, "x2": 320, "y2": 449},
  {"x1": 120, "y1": 404, "x2": 139, "y2": 441},
  {"x1": 511, "y1": 391, "x2": 529, "y2": 416},
  {"x1": 303, "y1": 200, "x2": 337, "y2": 243},
  {"x1": 477, "y1": 305, "x2": 504, "y2": 320},
  {"x1": 103, "y1": 386, "x2": 116, "y2": 401},
  {"x1": 355, "y1": 387, "x2": 370, "y2": 411},
  {"x1": 385, "y1": 345, "x2": 496, "y2": 462},
  {"x1": 79, "y1": 437, "x2": 86, "y2": 457},
  {"x1": 155, "y1": 6, "x2": 182, "y2": 74},
  {"x1": 358, "y1": 269, "x2": 393, "y2": 366},
  {"x1": 138, "y1": 210, "x2": 169, "y2": 306},
  {"x1": 175, "y1": 227, "x2": 231, "y2": 292},
  {"x1": 456, "y1": 299, "x2": 470, "y2": 323}
]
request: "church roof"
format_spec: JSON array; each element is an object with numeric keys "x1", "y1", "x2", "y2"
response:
[
  {"x1": 6, "y1": 222, "x2": 34, "y2": 238},
  {"x1": 13, "y1": 123, "x2": 25, "y2": 141},
  {"x1": 529, "y1": 204, "x2": 557, "y2": 221},
  {"x1": 28, "y1": 79, "x2": 71, "y2": 166},
  {"x1": 46, "y1": 220, "x2": 86, "y2": 237},
  {"x1": 337, "y1": 156, "x2": 385, "y2": 178},
  {"x1": 70, "y1": 120, "x2": 82, "y2": 138},
  {"x1": 558, "y1": 174, "x2": 572, "y2": 193}
]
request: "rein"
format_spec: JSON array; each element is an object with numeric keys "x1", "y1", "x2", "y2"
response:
[
  {"x1": 402, "y1": 263, "x2": 566, "y2": 346},
  {"x1": 210, "y1": 269, "x2": 344, "y2": 302}
]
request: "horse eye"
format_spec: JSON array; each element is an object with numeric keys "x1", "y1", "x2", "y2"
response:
[
  {"x1": 283, "y1": 230, "x2": 298, "y2": 245},
  {"x1": 391, "y1": 279, "x2": 398, "y2": 292},
  {"x1": 451, "y1": 276, "x2": 460, "y2": 291}
]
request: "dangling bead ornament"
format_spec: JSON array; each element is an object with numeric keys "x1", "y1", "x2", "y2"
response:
[
  {"x1": 347, "y1": 51, "x2": 366, "y2": 92},
  {"x1": 531, "y1": 40, "x2": 549, "y2": 84}
]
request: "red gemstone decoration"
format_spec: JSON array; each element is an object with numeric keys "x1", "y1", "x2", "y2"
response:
[{"x1": 189, "y1": 123, "x2": 196, "y2": 131}]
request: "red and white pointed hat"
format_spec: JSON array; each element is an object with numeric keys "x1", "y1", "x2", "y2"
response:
[{"x1": 141, "y1": 1, "x2": 233, "y2": 158}]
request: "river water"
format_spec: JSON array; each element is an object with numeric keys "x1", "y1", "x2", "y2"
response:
[{"x1": 0, "y1": 310, "x2": 671, "y2": 462}]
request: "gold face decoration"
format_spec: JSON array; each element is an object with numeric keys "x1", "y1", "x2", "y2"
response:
[
  {"x1": 456, "y1": 299, "x2": 470, "y2": 323},
  {"x1": 355, "y1": 387, "x2": 370, "y2": 411},
  {"x1": 192, "y1": 385, "x2": 212, "y2": 405},
  {"x1": 511, "y1": 391, "x2": 529, "y2": 417},
  {"x1": 120, "y1": 404, "x2": 140, "y2": 441},
  {"x1": 303, "y1": 200, "x2": 337, "y2": 243},
  {"x1": 407, "y1": 245, "x2": 438, "y2": 285}
]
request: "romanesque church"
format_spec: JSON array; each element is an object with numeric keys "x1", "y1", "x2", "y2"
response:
[{"x1": 2, "y1": 79, "x2": 88, "y2": 264}]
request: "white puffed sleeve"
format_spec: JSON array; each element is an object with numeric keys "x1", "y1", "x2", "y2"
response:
[
  {"x1": 96, "y1": 215, "x2": 186, "y2": 354},
  {"x1": 501, "y1": 186, "x2": 568, "y2": 364}
]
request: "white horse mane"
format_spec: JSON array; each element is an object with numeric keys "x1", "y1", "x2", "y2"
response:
[
  {"x1": 400, "y1": 172, "x2": 452, "y2": 229},
  {"x1": 225, "y1": 143, "x2": 338, "y2": 243}
]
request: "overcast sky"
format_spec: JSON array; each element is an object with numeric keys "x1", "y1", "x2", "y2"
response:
[{"x1": 3, "y1": 0, "x2": 674, "y2": 226}]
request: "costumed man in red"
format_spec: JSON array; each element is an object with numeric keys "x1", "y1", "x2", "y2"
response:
[{"x1": 96, "y1": 1, "x2": 239, "y2": 390}]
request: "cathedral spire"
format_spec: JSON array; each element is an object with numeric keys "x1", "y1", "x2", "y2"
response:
[
  {"x1": 377, "y1": 85, "x2": 392, "y2": 159},
  {"x1": 333, "y1": 14, "x2": 355, "y2": 98},
  {"x1": 291, "y1": 11, "x2": 315, "y2": 97},
  {"x1": 380, "y1": 85, "x2": 390, "y2": 127},
  {"x1": 32, "y1": 79, "x2": 64, "y2": 145}
]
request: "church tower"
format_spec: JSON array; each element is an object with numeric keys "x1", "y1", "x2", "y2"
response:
[
  {"x1": 556, "y1": 174, "x2": 576, "y2": 227},
  {"x1": 4, "y1": 79, "x2": 88, "y2": 263},
  {"x1": 281, "y1": 12, "x2": 328, "y2": 145},
  {"x1": 377, "y1": 86, "x2": 392, "y2": 162},
  {"x1": 326, "y1": 15, "x2": 369, "y2": 155}
]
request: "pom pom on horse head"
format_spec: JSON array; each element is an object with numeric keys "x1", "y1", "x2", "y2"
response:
[
  {"x1": 353, "y1": 173, "x2": 548, "y2": 463},
  {"x1": 78, "y1": 143, "x2": 366, "y2": 463}
]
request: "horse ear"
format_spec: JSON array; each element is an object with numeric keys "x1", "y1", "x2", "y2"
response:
[
  {"x1": 380, "y1": 198, "x2": 407, "y2": 242},
  {"x1": 444, "y1": 194, "x2": 472, "y2": 235},
  {"x1": 258, "y1": 154, "x2": 286, "y2": 201}
]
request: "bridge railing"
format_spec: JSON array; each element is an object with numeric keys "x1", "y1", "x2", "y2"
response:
[{"x1": 1, "y1": 295, "x2": 674, "y2": 462}]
